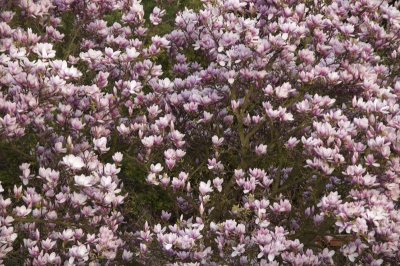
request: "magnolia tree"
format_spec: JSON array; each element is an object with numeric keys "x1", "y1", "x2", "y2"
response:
[{"x1": 0, "y1": 0, "x2": 400, "y2": 265}]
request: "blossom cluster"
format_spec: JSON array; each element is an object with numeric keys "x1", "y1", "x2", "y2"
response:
[{"x1": 0, "y1": 0, "x2": 400, "y2": 265}]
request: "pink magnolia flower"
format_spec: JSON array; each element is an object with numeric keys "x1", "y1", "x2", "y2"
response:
[
  {"x1": 62, "y1": 155, "x2": 85, "y2": 171},
  {"x1": 199, "y1": 181, "x2": 213, "y2": 196}
]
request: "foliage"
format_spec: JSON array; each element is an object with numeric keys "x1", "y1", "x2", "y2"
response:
[{"x1": 0, "y1": 0, "x2": 400, "y2": 265}]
